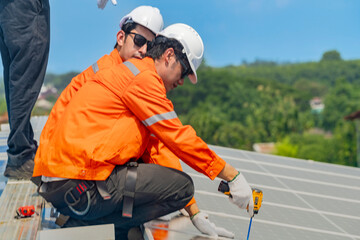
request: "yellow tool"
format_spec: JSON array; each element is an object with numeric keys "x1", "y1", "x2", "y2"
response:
[
  {"x1": 250, "y1": 188, "x2": 263, "y2": 214},
  {"x1": 218, "y1": 180, "x2": 263, "y2": 239},
  {"x1": 218, "y1": 181, "x2": 263, "y2": 213}
]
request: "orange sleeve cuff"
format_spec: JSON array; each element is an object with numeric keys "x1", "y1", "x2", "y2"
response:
[
  {"x1": 185, "y1": 197, "x2": 196, "y2": 208},
  {"x1": 207, "y1": 157, "x2": 226, "y2": 180}
]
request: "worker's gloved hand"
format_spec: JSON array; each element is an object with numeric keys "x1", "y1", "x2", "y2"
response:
[
  {"x1": 228, "y1": 173, "x2": 254, "y2": 217},
  {"x1": 97, "y1": 0, "x2": 117, "y2": 9},
  {"x1": 191, "y1": 211, "x2": 235, "y2": 238}
]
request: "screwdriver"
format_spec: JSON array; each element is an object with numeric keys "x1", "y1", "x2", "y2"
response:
[{"x1": 218, "y1": 181, "x2": 263, "y2": 240}]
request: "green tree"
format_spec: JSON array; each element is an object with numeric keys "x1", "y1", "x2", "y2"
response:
[
  {"x1": 332, "y1": 120, "x2": 357, "y2": 166},
  {"x1": 181, "y1": 103, "x2": 228, "y2": 143},
  {"x1": 44, "y1": 72, "x2": 78, "y2": 92},
  {"x1": 0, "y1": 96, "x2": 7, "y2": 115},
  {"x1": 274, "y1": 136, "x2": 298, "y2": 158},
  {"x1": 322, "y1": 77, "x2": 360, "y2": 130},
  {"x1": 40, "y1": 54, "x2": 360, "y2": 167},
  {"x1": 275, "y1": 133, "x2": 336, "y2": 163},
  {"x1": 213, "y1": 122, "x2": 254, "y2": 150},
  {"x1": 320, "y1": 50, "x2": 342, "y2": 62}
]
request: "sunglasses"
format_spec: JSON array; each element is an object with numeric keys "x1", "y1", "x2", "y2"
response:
[
  {"x1": 125, "y1": 31, "x2": 150, "y2": 48},
  {"x1": 178, "y1": 55, "x2": 192, "y2": 79}
]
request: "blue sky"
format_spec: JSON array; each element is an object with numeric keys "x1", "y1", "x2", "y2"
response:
[{"x1": 1, "y1": 0, "x2": 360, "y2": 74}]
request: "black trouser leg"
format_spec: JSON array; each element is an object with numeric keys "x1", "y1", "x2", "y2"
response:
[
  {"x1": 41, "y1": 164, "x2": 194, "y2": 240},
  {"x1": 0, "y1": 0, "x2": 50, "y2": 167}
]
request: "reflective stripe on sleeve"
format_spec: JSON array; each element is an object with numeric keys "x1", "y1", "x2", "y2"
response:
[
  {"x1": 123, "y1": 61, "x2": 140, "y2": 76},
  {"x1": 92, "y1": 62, "x2": 99, "y2": 73},
  {"x1": 142, "y1": 111, "x2": 178, "y2": 127},
  {"x1": 123, "y1": 61, "x2": 175, "y2": 127}
]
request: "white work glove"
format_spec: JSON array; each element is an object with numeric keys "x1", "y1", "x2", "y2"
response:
[
  {"x1": 228, "y1": 173, "x2": 254, "y2": 217},
  {"x1": 97, "y1": 0, "x2": 117, "y2": 9},
  {"x1": 191, "y1": 211, "x2": 235, "y2": 239}
]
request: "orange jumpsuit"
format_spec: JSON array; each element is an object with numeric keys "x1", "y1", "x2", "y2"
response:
[
  {"x1": 36, "y1": 49, "x2": 196, "y2": 205},
  {"x1": 40, "y1": 49, "x2": 123, "y2": 140},
  {"x1": 34, "y1": 57, "x2": 225, "y2": 181}
]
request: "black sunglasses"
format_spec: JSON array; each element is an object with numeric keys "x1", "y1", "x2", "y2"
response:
[
  {"x1": 177, "y1": 55, "x2": 192, "y2": 79},
  {"x1": 125, "y1": 31, "x2": 150, "y2": 48}
]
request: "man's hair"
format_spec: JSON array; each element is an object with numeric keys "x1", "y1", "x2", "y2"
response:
[
  {"x1": 146, "y1": 36, "x2": 190, "y2": 69},
  {"x1": 146, "y1": 36, "x2": 192, "y2": 75},
  {"x1": 122, "y1": 21, "x2": 138, "y2": 33},
  {"x1": 114, "y1": 21, "x2": 138, "y2": 49}
]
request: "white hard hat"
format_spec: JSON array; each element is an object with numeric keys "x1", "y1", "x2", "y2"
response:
[
  {"x1": 119, "y1": 6, "x2": 164, "y2": 34},
  {"x1": 158, "y1": 23, "x2": 204, "y2": 84}
]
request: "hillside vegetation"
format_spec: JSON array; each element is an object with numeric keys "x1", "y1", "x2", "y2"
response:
[
  {"x1": 1, "y1": 50, "x2": 358, "y2": 167},
  {"x1": 169, "y1": 50, "x2": 360, "y2": 167}
]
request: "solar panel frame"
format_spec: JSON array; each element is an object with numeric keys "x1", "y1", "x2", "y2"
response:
[
  {"x1": 173, "y1": 145, "x2": 360, "y2": 239},
  {"x1": 1, "y1": 116, "x2": 359, "y2": 240}
]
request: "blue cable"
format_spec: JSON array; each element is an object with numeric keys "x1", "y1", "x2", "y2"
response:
[{"x1": 246, "y1": 217, "x2": 253, "y2": 240}]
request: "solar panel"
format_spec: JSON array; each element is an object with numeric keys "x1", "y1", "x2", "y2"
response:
[
  {"x1": 154, "y1": 145, "x2": 360, "y2": 240},
  {"x1": 1, "y1": 116, "x2": 359, "y2": 239}
]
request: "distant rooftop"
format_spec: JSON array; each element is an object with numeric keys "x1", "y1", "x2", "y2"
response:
[
  {"x1": 253, "y1": 142, "x2": 275, "y2": 154},
  {"x1": 310, "y1": 97, "x2": 324, "y2": 113}
]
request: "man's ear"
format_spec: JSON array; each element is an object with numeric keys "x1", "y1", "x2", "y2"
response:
[
  {"x1": 116, "y1": 30, "x2": 126, "y2": 48},
  {"x1": 164, "y1": 48, "x2": 175, "y2": 64}
]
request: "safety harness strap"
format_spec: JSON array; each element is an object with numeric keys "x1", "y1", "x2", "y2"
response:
[
  {"x1": 96, "y1": 181, "x2": 111, "y2": 200},
  {"x1": 122, "y1": 162, "x2": 138, "y2": 218},
  {"x1": 64, "y1": 181, "x2": 93, "y2": 206},
  {"x1": 64, "y1": 181, "x2": 94, "y2": 216}
]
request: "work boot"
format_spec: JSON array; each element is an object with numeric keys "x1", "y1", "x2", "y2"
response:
[{"x1": 4, "y1": 158, "x2": 34, "y2": 180}]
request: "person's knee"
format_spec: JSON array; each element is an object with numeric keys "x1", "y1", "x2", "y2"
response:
[
  {"x1": 182, "y1": 174, "x2": 194, "y2": 200},
  {"x1": 136, "y1": 164, "x2": 195, "y2": 207},
  {"x1": 172, "y1": 172, "x2": 194, "y2": 208}
]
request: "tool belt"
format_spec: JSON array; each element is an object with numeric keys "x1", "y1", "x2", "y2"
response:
[
  {"x1": 38, "y1": 180, "x2": 95, "y2": 214},
  {"x1": 38, "y1": 178, "x2": 114, "y2": 227},
  {"x1": 122, "y1": 161, "x2": 138, "y2": 218},
  {"x1": 38, "y1": 162, "x2": 138, "y2": 225}
]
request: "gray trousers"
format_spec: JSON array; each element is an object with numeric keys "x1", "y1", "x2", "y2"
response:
[
  {"x1": 0, "y1": 0, "x2": 50, "y2": 166},
  {"x1": 39, "y1": 164, "x2": 194, "y2": 240}
]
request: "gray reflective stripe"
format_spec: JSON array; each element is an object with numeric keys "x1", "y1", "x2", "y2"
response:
[
  {"x1": 92, "y1": 62, "x2": 99, "y2": 73},
  {"x1": 123, "y1": 61, "x2": 140, "y2": 76},
  {"x1": 123, "y1": 61, "x2": 173, "y2": 127},
  {"x1": 142, "y1": 111, "x2": 178, "y2": 127}
]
